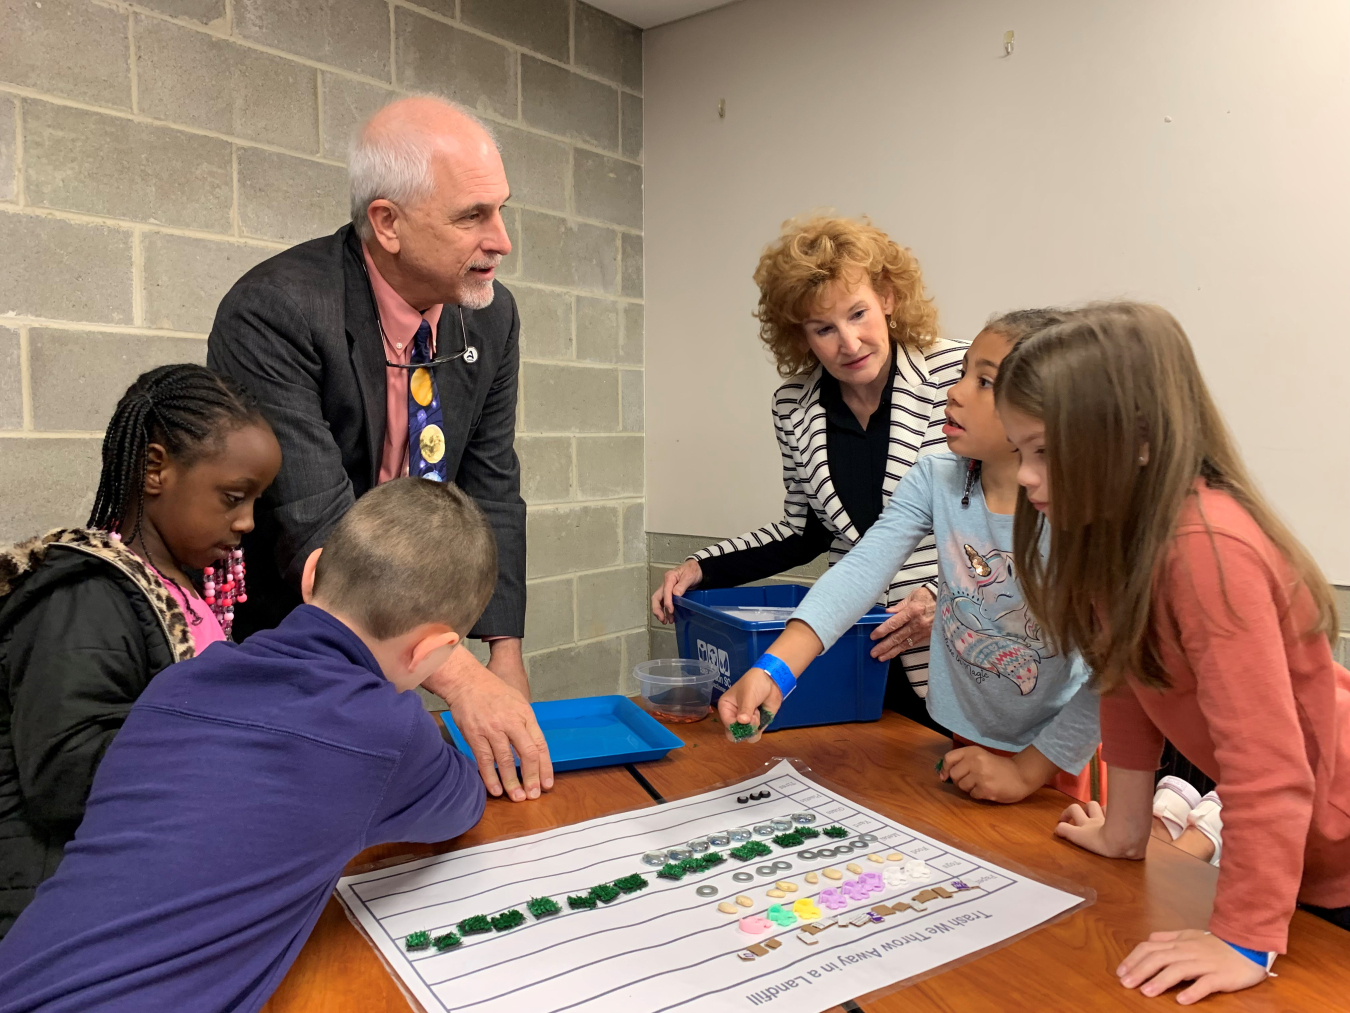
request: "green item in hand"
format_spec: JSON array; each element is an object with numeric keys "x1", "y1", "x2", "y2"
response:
[{"x1": 729, "y1": 706, "x2": 776, "y2": 741}]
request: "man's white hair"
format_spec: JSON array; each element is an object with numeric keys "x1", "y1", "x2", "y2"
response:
[{"x1": 348, "y1": 94, "x2": 497, "y2": 242}]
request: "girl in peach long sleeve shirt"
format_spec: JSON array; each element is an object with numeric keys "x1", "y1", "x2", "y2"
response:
[{"x1": 995, "y1": 302, "x2": 1348, "y2": 1005}]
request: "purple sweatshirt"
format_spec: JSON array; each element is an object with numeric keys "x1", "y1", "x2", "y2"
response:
[{"x1": 0, "y1": 604, "x2": 484, "y2": 1013}]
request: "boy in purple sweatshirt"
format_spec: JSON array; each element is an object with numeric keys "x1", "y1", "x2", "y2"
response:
[{"x1": 0, "y1": 478, "x2": 492, "y2": 1013}]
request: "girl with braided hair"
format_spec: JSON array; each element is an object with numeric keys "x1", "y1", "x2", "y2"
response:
[{"x1": 0, "y1": 364, "x2": 280, "y2": 936}]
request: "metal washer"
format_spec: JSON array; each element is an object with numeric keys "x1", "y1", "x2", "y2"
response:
[
  {"x1": 732, "y1": 871, "x2": 755, "y2": 884},
  {"x1": 695, "y1": 884, "x2": 719, "y2": 898}
]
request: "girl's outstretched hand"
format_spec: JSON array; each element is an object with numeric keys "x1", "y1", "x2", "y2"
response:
[
  {"x1": 1117, "y1": 930, "x2": 1269, "y2": 1004},
  {"x1": 716, "y1": 669, "x2": 783, "y2": 744}
]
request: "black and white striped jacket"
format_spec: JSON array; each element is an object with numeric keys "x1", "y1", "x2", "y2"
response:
[{"x1": 692, "y1": 337, "x2": 967, "y2": 694}]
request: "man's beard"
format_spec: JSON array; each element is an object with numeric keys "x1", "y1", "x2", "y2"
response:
[{"x1": 458, "y1": 258, "x2": 502, "y2": 310}]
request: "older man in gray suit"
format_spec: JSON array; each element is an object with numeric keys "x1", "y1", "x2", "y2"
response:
[{"x1": 208, "y1": 96, "x2": 550, "y2": 802}]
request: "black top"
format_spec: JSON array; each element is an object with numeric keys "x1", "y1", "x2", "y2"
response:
[
  {"x1": 698, "y1": 356, "x2": 896, "y2": 588},
  {"x1": 0, "y1": 540, "x2": 184, "y2": 937},
  {"x1": 208, "y1": 225, "x2": 526, "y2": 640}
]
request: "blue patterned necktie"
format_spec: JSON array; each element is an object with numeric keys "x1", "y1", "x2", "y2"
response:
[{"x1": 407, "y1": 319, "x2": 446, "y2": 482}]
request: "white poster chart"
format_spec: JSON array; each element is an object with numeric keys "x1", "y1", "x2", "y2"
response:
[{"x1": 336, "y1": 759, "x2": 1088, "y2": 1013}]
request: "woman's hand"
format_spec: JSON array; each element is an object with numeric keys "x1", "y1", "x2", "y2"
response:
[
  {"x1": 651, "y1": 560, "x2": 703, "y2": 624},
  {"x1": 1117, "y1": 930, "x2": 1269, "y2": 1004},
  {"x1": 715, "y1": 668, "x2": 784, "y2": 744},
  {"x1": 870, "y1": 585, "x2": 936, "y2": 661}
]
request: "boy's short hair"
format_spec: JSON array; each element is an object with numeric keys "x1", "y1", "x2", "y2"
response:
[{"x1": 312, "y1": 478, "x2": 497, "y2": 639}]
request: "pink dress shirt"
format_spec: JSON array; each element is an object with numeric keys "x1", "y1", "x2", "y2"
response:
[{"x1": 361, "y1": 243, "x2": 444, "y2": 485}]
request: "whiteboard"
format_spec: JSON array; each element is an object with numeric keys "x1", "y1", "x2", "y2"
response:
[{"x1": 337, "y1": 759, "x2": 1087, "y2": 1013}]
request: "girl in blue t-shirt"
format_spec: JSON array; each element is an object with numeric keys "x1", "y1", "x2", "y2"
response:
[{"x1": 717, "y1": 310, "x2": 1101, "y2": 804}]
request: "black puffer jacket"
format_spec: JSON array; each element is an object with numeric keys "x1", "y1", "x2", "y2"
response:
[{"x1": 0, "y1": 529, "x2": 193, "y2": 937}]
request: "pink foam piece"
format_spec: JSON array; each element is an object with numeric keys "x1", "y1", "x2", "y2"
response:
[{"x1": 739, "y1": 915, "x2": 771, "y2": 934}]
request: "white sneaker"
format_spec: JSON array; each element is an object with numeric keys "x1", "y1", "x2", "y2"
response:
[
  {"x1": 1152, "y1": 776, "x2": 1202, "y2": 840},
  {"x1": 1187, "y1": 792, "x2": 1224, "y2": 866}
]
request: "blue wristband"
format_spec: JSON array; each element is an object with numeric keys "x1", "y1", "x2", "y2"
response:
[
  {"x1": 754, "y1": 652, "x2": 797, "y2": 701},
  {"x1": 1224, "y1": 941, "x2": 1274, "y2": 970}
]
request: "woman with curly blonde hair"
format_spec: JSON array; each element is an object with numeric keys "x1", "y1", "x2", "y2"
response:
[{"x1": 652, "y1": 215, "x2": 966, "y2": 727}]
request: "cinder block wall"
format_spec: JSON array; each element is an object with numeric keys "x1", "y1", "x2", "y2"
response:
[{"x1": 0, "y1": 0, "x2": 647, "y2": 701}]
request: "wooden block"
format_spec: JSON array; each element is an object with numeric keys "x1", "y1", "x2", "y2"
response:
[
  {"x1": 764, "y1": 937, "x2": 782, "y2": 950},
  {"x1": 871, "y1": 904, "x2": 895, "y2": 916},
  {"x1": 932, "y1": 886, "x2": 954, "y2": 899},
  {"x1": 796, "y1": 931, "x2": 819, "y2": 946},
  {"x1": 737, "y1": 950, "x2": 757, "y2": 962},
  {"x1": 747, "y1": 943, "x2": 768, "y2": 956},
  {"x1": 913, "y1": 888, "x2": 940, "y2": 904}
]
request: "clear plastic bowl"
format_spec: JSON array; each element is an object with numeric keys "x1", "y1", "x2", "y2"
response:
[{"x1": 632, "y1": 658, "x2": 718, "y2": 723}]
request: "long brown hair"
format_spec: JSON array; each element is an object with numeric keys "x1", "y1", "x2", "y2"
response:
[{"x1": 995, "y1": 302, "x2": 1339, "y2": 691}]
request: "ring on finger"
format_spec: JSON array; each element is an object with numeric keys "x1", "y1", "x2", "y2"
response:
[{"x1": 905, "y1": 637, "x2": 913, "y2": 647}]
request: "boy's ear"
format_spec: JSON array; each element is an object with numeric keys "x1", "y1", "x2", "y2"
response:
[
  {"x1": 300, "y1": 548, "x2": 323, "y2": 604},
  {"x1": 410, "y1": 628, "x2": 460, "y2": 670}
]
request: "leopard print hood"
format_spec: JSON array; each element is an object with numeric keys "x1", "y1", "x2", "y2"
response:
[{"x1": 0, "y1": 527, "x2": 195, "y2": 661}]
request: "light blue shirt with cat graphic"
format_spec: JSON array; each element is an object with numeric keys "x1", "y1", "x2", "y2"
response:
[{"x1": 791, "y1": 453, "x2": 1100, "y2": 774}]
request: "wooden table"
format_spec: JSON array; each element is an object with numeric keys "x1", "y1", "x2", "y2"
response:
[
  {"x1": 264, "y1": 712, "x2": 1350, "y2": 1013},
  {"x1": 633, "y1": 713, "x2": 1350, "y2": 1012},
  {"x1": 260, "y1": 765, "x2": 656, "y2": 1013}
]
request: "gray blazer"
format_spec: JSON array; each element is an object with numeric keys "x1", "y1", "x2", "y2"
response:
[{"x1": 207, "y1": 224, "x2": 525, "y2": 640}]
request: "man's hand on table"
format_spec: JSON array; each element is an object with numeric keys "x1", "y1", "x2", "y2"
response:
[
  {"x1": 423, "y1": 643, "x2": 553, "y2": 802},
  {"x1": 485, "y1": 637, "x2": 531, "y2": 701}
]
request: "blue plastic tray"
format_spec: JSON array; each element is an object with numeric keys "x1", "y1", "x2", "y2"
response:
[{"x1": 439, "y1": 694, "x2": 684, "y2": 772}]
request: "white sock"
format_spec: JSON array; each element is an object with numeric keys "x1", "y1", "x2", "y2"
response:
[{"x1": 1152, "y1": 776, "x2": 1202, "y2": 840}]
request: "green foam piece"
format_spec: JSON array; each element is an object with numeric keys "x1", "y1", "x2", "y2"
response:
[
  {"x1": 490, "y1": 909, "x2": 525, "y2": 932},
  {"x1": 772, "y1": 832, "x2": 804, "y2": 848},
  {"x1": 432, "y1": 932, "x2": 461, "y2": 951},
  {"x1": 765, "y1": 903, "x2": 797, "y2": 926},
  {"x1": 821, "y1": 825, "x2": 849, "y2": 839},
  {"x1": 657, "y1": 863, "x2": 687, "y2": 880},
  {"x1": 590, "y1": 883, "x2": 622, "y2": 904},
  {"x1": 527, "y1": 896, "x2": 561, "y2": 918},
  {"x1": 567, "y1": 893, "x2": 598, "y2": 910},
  {"x1": 404, "y1": 930, "x2": 430, "y2": 951},
  {"x1": 613, "y1": 874, "x2": 648, "y2": 893},
  {"x1": 728, "y1": 840, "x2": 772, "y2": 862},
  {"x1": 457, "y1": 915, "x2": 492, "y2": 936},
  {"x1": 797, "y1": 826, "x2": 820, "y2": 839}
]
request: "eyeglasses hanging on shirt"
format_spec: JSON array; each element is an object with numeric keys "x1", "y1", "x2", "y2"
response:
[
  {"x1": 359, "y1": 257, "x2": 479, "y2": 368},
  {"x1": 379, "y1": 305, "x2": 478, "y2": 368}
]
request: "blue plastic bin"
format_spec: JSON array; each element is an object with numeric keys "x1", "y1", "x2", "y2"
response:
[{"x1": 672, "y1": 585, "x2": 890, "y2": 730}]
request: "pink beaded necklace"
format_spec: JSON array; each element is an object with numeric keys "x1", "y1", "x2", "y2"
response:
[
  {"x1": 108, "y1": 532, "x2": 247, "y2": 640},
  {"x1": 203, "y1": 548, "x2": 247, "y2": 639}
]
